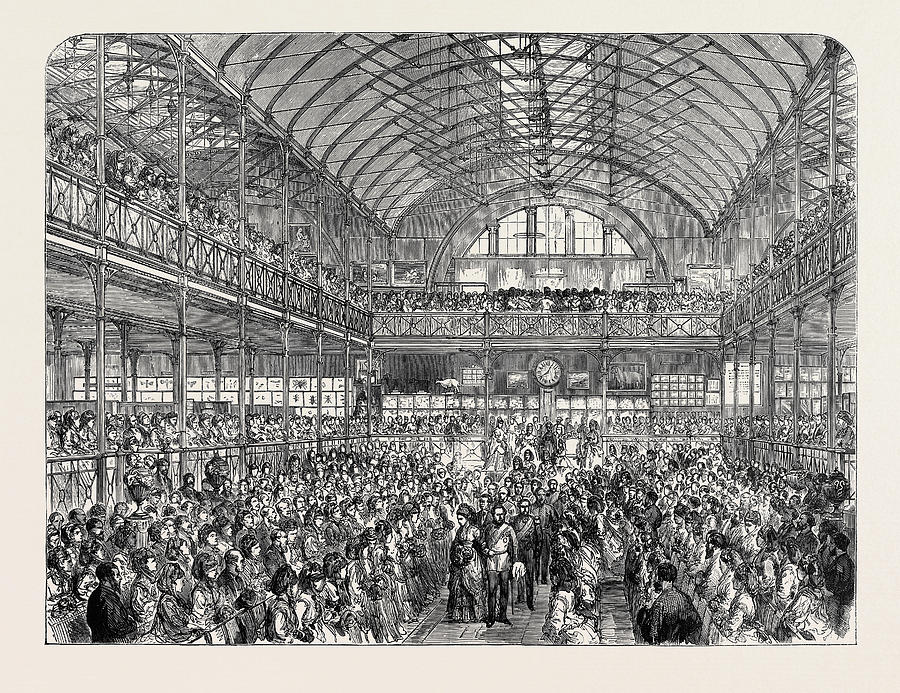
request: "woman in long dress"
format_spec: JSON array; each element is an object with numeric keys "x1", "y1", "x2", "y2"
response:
[{"x1": 446, "y1": 504, "x2": 486, "y2": 623}]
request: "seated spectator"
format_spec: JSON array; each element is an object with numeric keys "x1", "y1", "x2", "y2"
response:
[{"x1": 85, "y1": 561, "x2": 137, "y2": 643}]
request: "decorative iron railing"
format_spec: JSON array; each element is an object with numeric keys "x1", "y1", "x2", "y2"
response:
[
  {"x1": 245, "y1": 258, "x2": 285, "y2": 306},
  {"x1": 46, "y1": 161, "x2": 368, "y2": 338},
  {"x1": 104, "y1": 188, "x2": 182, "y2": 265},
  {"x1": 371, "y1": 311, "x2": 721, "y2": 339},
  {"x1": 833, "y1": 216, "x2": 857, "y2": 267},
  {"x1": 186, "y1": 231, "x2": 241, "y2": 287},
  {"x1": 725, "y1": 208, "x2": 856, "y2": 334},
  {"x1": 372, "y1": 312, "x2": 488, "y2": 338},
  {"x1": 45, "y1": 163, "x2": 98, "y2": 236},
  {"x1": 798, "y1": 230, "x2": 830, "y2": 288}
]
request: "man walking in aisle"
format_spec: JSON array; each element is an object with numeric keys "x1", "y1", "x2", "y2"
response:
[{"x1": 482, "y1": 504, "x2": 523, "y2": 627}]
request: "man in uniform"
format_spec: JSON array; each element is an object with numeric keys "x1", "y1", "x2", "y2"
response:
[
  {"x1": 510, "y1": 498, "x2": 540, "y2": 611},
  {"x1": 482, "y1": 504, "x2": 520, "y2": 627}
]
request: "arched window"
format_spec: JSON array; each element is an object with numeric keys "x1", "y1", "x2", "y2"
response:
[{"x1": 466, "y1": 205, "x2": 635, "y2": 257}]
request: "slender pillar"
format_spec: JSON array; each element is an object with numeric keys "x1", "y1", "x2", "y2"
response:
[
  {"x1": 563, "y1": 206, "x2": 575, "y2": 255},
  {"x1": 732, "y1": 218, "x2": 739, "y2": 301},
  {"x1": 316, "y1": 330, "x2": 324, "y2": 452},
  {"x1": 48, "y1": 308, "x2": 71, "y2": 401},
  {"x1": 749, "y1": 178, "x2": 757, "y2": 281},
  {"x1": 768, "y1": 318, "x2": 777, "y2": 441},
  {"x1": 483, "y1": 349, "x2": 491, "y2": 440},
  {"x1": 211, "y1": 339, "x2": 225, "y2": 402},
  {"x1": 281, "y1": 143, "x2": 290, "y2": 271},
  {"x1": 247, "y1": 344, "x2": 257, "y2": 415},
  {"x1": 77, "y1": 340, "x2": 95, "y2": 402},
  {"x1": 94, "y1": 34, "x2": 109, "y2": 503},
  {"x1": 95, "y1": 34, "x2": 106, "y2": 220},
  {"x1": 825, "y1": 43, "x2": 840, "y2": 468},
  {"x1": 791, "y1": 305, "x2": 803, "y2": 464},
  {"x1": 719, "y1": 229, "x2": 726, "y2": 291},
  {"x1": 748, "y1": 329, "x2": 757, "y2": 461},
  {"x1": 236, "y1": 305, "x2": 247, "y2": 476},
  {"x1": 366, "y1": 219, "x2": 374, "y2": 442},
  {"x1": 525, "y1": 205, "x2": 537, "y2": 256},
  {"x1": 769, "y1": 145, "x2": 777, "y2": 271},
  {"x1": 174, "y1": 288, "x2": 189, "y2": 476},
  {"x1": 117, "y1": 321, "x2": 130, "y2": 403},
  {"x1": 600, "y1": 348, "x2": 609, "y2": 437},
  {"x1": 732, "y1": 340, "x2": 740, "y2": 439},
  {"x1": 237, "y1": 99, "x2": 248, "y2": 473},
  {"x1": 279, "y1": 322, "x2": 291, "y2": 458},
  {"x1": 793, "y1": 107, "x2": 802, "y2": 288},
  {"x1": 93, "y1": 261, "x2": 108, "y2": 503},
  {"x1": 175, "y1": 43, "x2": 188, "y2": 232},
  {"x1": 826, "y1": 289, "x2": 839, "y2": 462},
  {"x1": 344, "y1": 338, "x2": 352, "y2": 438},
  {"x1": 366, "y1": 344, "x2": 374, "y2": 441},
  {"x1": 128, "y1": 349, "x2": 141, "y2": 403},
  {"x1": 719, "y1": 342, "x2": 727, "y2": 435},
  {"x1": 316, "y1": 173, "x2": 324, "y2": 310}
]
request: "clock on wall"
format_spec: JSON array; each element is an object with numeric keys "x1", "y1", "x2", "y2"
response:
[{"x1": 534, "y1": 358, "x2": 563, "y2": 388}]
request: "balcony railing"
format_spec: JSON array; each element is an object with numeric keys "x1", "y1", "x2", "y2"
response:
[
  {"x1": 371, "y1": 311, "x2": 722, "y2": 339},
  {"x1": 45, "y1": 161, "x2": 366, "y2": 338},
  {"x1": 723, "y1": 209, "x2": 856, "y2": 334}
]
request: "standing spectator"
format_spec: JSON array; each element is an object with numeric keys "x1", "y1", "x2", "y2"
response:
[{"x1": 824, "y1": 532, "x2": 855, "y2": 637}]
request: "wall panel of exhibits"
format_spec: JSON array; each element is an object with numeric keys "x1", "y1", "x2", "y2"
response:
[{"x1": 45, "y1": 32, "x2": 856, "y2": 646}]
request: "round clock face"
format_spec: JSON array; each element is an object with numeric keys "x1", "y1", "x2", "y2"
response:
[{"x1": 534, "y1": 358, "x2": 562, "y2": 388}]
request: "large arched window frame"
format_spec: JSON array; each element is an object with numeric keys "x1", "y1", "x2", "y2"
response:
[{"x1": 466, "y1": 204, "x2": 636, "y2": 257}]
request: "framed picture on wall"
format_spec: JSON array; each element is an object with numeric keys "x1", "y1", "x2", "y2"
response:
[
  {"x1": 371, "y1": 262, "x2": 389, "y2": 285},
  {"x1": 567, "y1": 371, "x2": 590, "y2": 389},
  {"x1": 392, "y1": 261, "x2": 426, "y2": 287},
  {"x1": 607, "y1": 363, "x2": 646, "y2": 391},
  {"x1": 507, "y1": 371, "x2": 529, "y2": 390}
]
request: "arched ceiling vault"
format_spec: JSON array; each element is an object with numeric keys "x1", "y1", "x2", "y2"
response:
[
  {"x1": 190, "y1": 33, "x2": 830, "y2": 229},
  {"x1": 424, "y1": 183, "x2": 672, "y2": 287}
]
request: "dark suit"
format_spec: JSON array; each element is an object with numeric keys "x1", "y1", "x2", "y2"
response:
[
  {"x1": 474, "y1": 509, "x2": 492, "y2": 537},
  {"x1": 263, "y1": 544, "x2": 289, "y2": 578},
  {"x1": 533, "y1": 503, "x2": 557, "y2": 583},
  {"x1": 86, "y1": 580, "x2": 137, "y2": 643},
  {"x1": 510, "y1": 513, "x2": 540, "y2": 609},
  {"x1": 825, "y1": 551, "x2": 855, "y2": 636},
  {"x1": 217, "y1": 569, "x2": 258, "y2": 644},
  {"x1": 644, "y1": 504, "x2": 663, "y2": 535},
  {"x1": 646, "y1": 587, "x2": 701, "y2": 645}
]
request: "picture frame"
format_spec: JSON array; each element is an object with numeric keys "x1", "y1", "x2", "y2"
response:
[
  {"x1": 567, "y1": 371, "x2": 590, "y2": 389},
  {"x1": 391, "y1": 260, "x2": 426, "y2": 287},
  {"x1": 507, "y1": 370, "x2": 529, "y2": 390},
  {"x1": 607, "y1": 362, "x2": 647, "y2": 391}
]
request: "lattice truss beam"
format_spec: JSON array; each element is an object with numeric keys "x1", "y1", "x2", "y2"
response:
[{"x1": 47, "y1": 33, "x2": 856, "y2": 232}]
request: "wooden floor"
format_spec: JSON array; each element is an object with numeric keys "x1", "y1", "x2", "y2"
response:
[{"x1": 403, "y1": 577, "x2": 636, "y2": 645}]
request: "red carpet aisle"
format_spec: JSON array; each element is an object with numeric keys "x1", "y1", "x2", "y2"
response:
[{"x1": 403, "y1": 579, "x2": 635, "y2": 645}]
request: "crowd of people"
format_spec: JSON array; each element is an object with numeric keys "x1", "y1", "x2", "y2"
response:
[
  {"x1": 46, "y1": 117, "x2": 97, "y2": 177},
  {"x1": 619, "y1": 441, "x2": 854, "y2": 643},
  {"x1": 47, "y1": 409, "x2": 369, "y2": 457},
  {"x1": 371, "y1": 413, "x2": 486, "y2": 436},
  {"x1": 105, "y1": 150, "x2": 179, "y2": 216},
  {"x1": 723, "y1": 413, "x2": 856, "y2": 450},
  {"x1": 744, "y1": 173, "x2": 856, "y2": 290},
  {"x1": 373, "y1": 288, "x2": 725, "y2": 314},
  {"x1": 46, "y1": 429, "x2": 854, "y2": 646},
  {"x1": 48, "y1": 440, "x2": 464, "y2": 644},
  {"x1": 606, "y1": 412, "x2": 723, "y2": 436}
]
